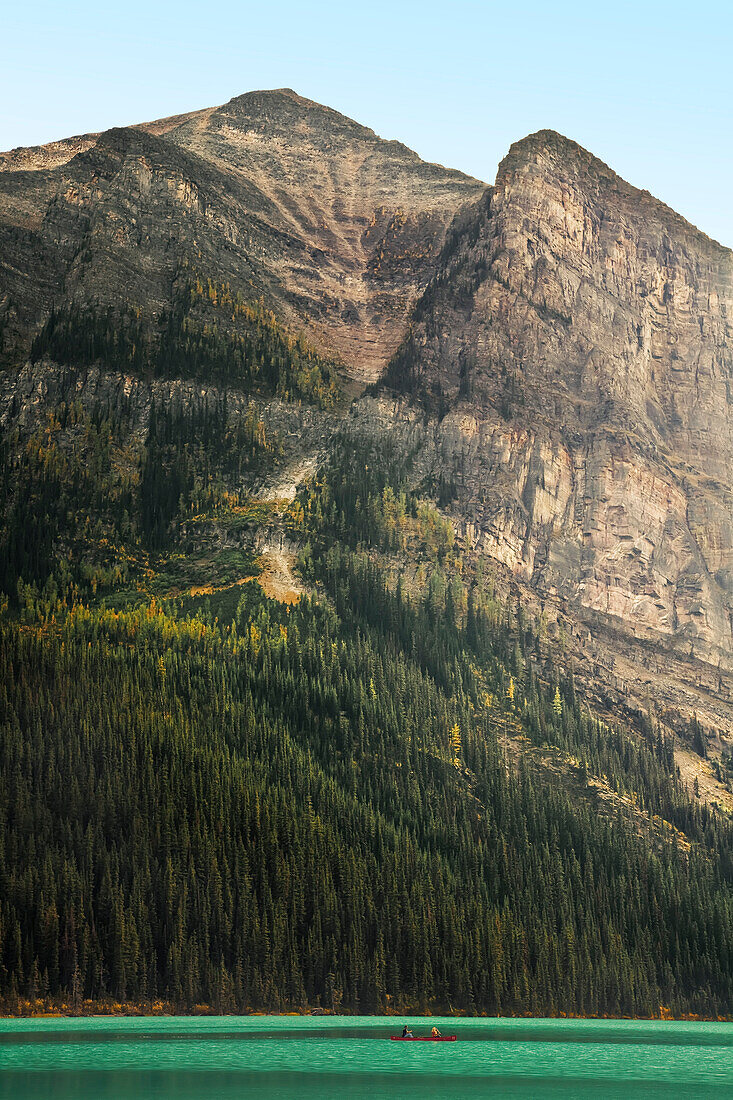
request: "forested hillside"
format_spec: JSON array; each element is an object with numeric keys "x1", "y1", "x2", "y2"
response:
[
  {"x1": 1, "y1": 396, "x2": 732, "y2": 1018},
  {"x1": 30, "y1": 277, "x2": 341, "y2": 408}
]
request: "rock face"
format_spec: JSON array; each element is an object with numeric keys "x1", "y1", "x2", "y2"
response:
[
  {"x1": 0, "y1": 89, "x2": 483, "y2": 380},
  {"x1": 382, "y1": 130, "x2": 733, "y2": 730}
]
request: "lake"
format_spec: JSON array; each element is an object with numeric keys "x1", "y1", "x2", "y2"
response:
[{"x1": 0, "y1": 1016, "x2": 731, "y2": 1098}]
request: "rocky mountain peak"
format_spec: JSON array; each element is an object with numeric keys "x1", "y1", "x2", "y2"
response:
[
  {"x1": 495, "y1": 127, "x2": 732, "y2": 257},
  {"x1": 217, "y1": 87, "x2": 382, "y2": 141},
  {"x1": 0, "y1": 89, "x2": 484, "y2": 383},
  {"x1": 501, "y1": 128, "x2": 615, "y2": 171}
]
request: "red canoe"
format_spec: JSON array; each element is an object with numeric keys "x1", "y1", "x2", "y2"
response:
[{"x1": 390, "y1": 1035, "x2": 457, "y2": 1041}]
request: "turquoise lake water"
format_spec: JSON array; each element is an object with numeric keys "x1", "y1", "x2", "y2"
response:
[{"x1": 0, "y1": 1016, "x2": 731, "y2": 1099}]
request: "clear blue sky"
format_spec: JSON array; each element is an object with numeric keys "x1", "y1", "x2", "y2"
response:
[{"x1": 3, "y1": 0, "x2": 732, "y2": 245}]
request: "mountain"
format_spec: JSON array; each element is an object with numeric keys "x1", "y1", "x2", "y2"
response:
[
  {"x1": 379, "y1": 129, "x2": 733, "y2": 751},
  {"x1": 0, "y1": 88, "x2": 483, "y2": 382},
  {"x1": 1, "y1": 93, "x2": 732, "y2": 1018}
]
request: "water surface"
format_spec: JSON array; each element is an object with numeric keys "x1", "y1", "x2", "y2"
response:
[{"x1": 0, "y1": 1015, "x2": 730, "y2": 1099}]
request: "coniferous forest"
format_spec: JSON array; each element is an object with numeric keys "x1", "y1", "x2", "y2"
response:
[{"x1": 1, "y1": 307, "x2": 732, "y2": 1020}]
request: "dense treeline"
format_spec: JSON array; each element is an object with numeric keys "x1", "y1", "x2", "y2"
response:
[
  {"x1": 1, "y1": 568, "x2": 732, "y2": 1016},
  {"x1": 30, "y1": 278, "x2": 340, "y2": 409},
  {"x1": 0, "y1": 396, "x2": 279, "y2": 598},
  {"x1": 0, "y1": 401, "x2": 138, "y2": 602},
  {"x1": 0, "y1": 419, "x2": 732, "y2": 1017},
  {"x1": 140, "y1": 399, "x2": 283, "y2": 550}
]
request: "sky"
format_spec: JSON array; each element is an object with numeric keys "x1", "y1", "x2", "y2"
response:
[{"x1": 3, "y1": 0, "x2": 732, "y2": 246}]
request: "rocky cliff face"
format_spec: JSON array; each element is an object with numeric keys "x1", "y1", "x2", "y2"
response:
[{"x1": 382, "y1": 132, "x2": 733, "y2": 728}]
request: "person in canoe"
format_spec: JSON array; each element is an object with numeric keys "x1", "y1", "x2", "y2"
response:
[
  {"x1": 401, "y1": 1024, "x2": 414, "y2": 1038},
  {"x1": 431, "y1": 1026, "x2": 442, "y2": 1037}
]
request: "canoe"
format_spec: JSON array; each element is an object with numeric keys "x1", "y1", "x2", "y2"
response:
[{"x1": 390, "y1": 1035, "x2": 457, "y2": 1041}]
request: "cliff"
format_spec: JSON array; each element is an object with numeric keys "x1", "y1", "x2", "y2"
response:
[{"x1": 381, "y1": 130, "x2": 733, "y2": 742}]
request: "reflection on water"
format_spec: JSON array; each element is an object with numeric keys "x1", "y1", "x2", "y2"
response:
[{"x1": 0, "y1": 1016, "x2": 730, "y2": 1100}]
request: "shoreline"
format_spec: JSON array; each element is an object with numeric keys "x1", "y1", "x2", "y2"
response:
[{"x1": 1, "y1": 999, "x2": 729, "y2": 1023}]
